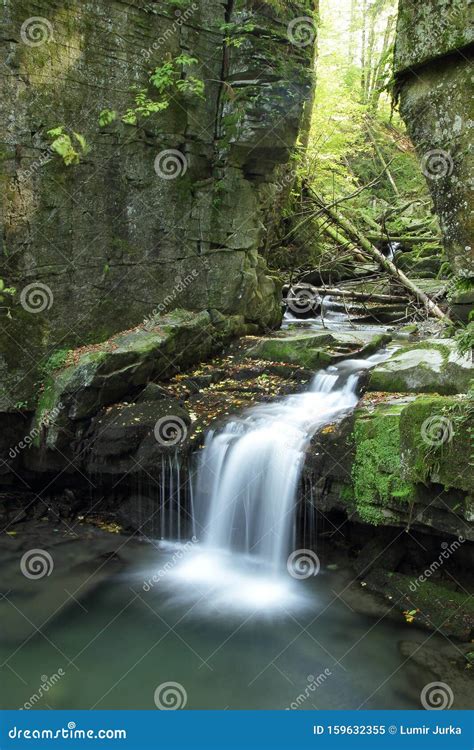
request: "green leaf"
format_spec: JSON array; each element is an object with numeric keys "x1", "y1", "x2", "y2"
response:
[
  {"x1": 98, "y1": 109, "x2": 117, "y2": 127},
  {"x1": 73, "y1": 131, "x2": 89, "y2": 153},
  {"x1": 47, "y1": 126, "x2": 64, "y2": 138}
]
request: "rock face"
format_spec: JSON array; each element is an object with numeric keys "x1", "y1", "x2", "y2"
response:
[
  {"x1": 394, "y1": 0, "x2": 474, "y2": 277},
  {"x1": 0, "y1": 0, "x2": 316, "y2": 406},
  {"x1": 368, "y1": 340, "x2": 473, "y2": 395},
  {"x1": 304, "y1": 392, "x2": 473, "y2": 541}
]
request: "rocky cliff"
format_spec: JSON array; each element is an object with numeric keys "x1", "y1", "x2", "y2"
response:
[
  {"x1": 0, "y1": 0, "x2": 316, "y2": 407},
  {"x1": 394, "y1": 0, "x2": 473, "y2": 286}
]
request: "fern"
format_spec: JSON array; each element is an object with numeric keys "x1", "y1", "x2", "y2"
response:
[
  {"x1": 98, "y1": 109, "x2": 117, "y2": 127},
  {"x1": 46, "y1": 126, "x2": 89, "y2": 165}
]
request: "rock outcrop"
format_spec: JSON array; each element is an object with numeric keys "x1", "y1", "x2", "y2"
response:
[
  {"x1": 394, "y1": 0, "x2": 474, "y2": 283},
  {"x1": 0, "y1": 0, "x2": 316, "y2": 407}
]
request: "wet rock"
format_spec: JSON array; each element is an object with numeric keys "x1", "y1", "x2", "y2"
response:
[
  {"x1": 246, "y1": 331, "x2": 391, "y2": 369},
  {"x1": 85, "y1": 400, "x2": 191, "y2": 475},
  {"x1": 368, "y1": 340, "x2": 473, "y2": 395},
  {"x1": 136, "y1": 384, "x2": 170, "y2": 403},
  {"x1": 362, "y1": 569, "x2": 474, "y2": 641}
]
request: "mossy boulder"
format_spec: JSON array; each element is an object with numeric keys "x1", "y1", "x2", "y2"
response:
[
  {"x1": 400, "y1": 395, "x2": 474, "y2": 495},
  {"x1": 247, "y1": 331, "x2": 391, "y2": 370},
  {"x1": 351, "y1": 403, "x2": 418, "y2": 526},
  {"x1": 368, "y1": 340, "x2": 473, "y2": 395},
  {"x1": 35, "y1": 309, "x2": 244, "y2": 450}
]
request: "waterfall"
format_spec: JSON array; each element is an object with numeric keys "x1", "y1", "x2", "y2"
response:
[{"x1": 192, "y1": 364, "x2": 363, "y2": 570}]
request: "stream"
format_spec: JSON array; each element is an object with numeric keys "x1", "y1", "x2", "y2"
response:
[{"x1": 1, "y1": 316, "x2": 440, "y2": 711}]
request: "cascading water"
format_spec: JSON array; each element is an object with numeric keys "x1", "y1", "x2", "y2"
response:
[
  {"x1": 162, "y1": 348, "x2": 391, "y2": 612},
  {"x1": 193, "y1": 367, "x2": 360, "y2": 569}
]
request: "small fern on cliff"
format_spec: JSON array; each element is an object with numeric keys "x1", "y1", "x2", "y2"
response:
[
  {"x1": 100, "y1": 53, "x2": 204, "y2": 128},
  {"x1": 46, "y1": 127, "x2": 89, "y2": 165}
]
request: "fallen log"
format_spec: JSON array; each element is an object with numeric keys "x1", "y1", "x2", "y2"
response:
[
  {"x1": 284, "y1": 282, "x2": 407, "y2": 304},
  {"x1": 366, "y1": 234, "x2": 440, "y2": 245},
  {"x1": 305, "y1": 186, "x2": 449, "y2": 321},
  {"x1": 317, "y1": 220, "x2": 368, "y2": 262}
]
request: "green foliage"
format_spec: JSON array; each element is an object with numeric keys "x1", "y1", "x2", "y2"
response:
[
  {"x1": 455, "y1": 321, "x2": 474, "y2": 357},
  {"x1": 46, "y1": 126, "x2": 89, "y2": 165},
  {"x1": 0, "y1": 278, "x2": 16, "y2": 316},
  {"x1": 122, "y1": 89, "x2": 169, "y2": 125},
  {"x1": 447, "y1": 273, "x2": 474, "y2": 303},
  {"x1": 98, "y1": 109, "x2": 117, "y2": 127},
  {"x1": 220, "y1": 21, "x2": 255, "y2": 48},
  {"x1": 118, "y1": 53, "x2": 204, "y2": 127},
  {"x1": 41, "y1": 348, "x2": 72, "y2": 376}
]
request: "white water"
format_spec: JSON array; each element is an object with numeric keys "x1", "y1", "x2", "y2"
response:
[
  {"x1": 161, "y1": 352, "x2": 389, "y2": 613},
  {"x1": 193, "y1": 363, "x2": 366, "y2": 569}
]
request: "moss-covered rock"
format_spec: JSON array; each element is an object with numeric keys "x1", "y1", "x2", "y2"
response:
[
  {"x1": 352, "y1": 403, "x2": 418, "y2": 526},
  {"x1": 368, "y1": 340, "x2": 473, "y2": 395},
  {"x1": 34, "y1": 309, "x2": 245, "y2": 450},
  {"x1": 400, "y1": 395, "x2": 474, "y2": 495},
  {"x1": 247, "y1": 331, "x2": 391, "y2": 369}
]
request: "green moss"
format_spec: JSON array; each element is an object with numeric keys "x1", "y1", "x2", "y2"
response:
[
  {"x1": 41, "y1": 348, "x2": 72, "y2": 376},
  {"x1": 400, "y1": 395, "x2": 474, "y2": 493},
  {"x1": 352, "y1": 406, "x2": 417, "y2": 525}
]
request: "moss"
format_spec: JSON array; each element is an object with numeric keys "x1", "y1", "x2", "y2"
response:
[
  {"x1": 352, "y1": 406, "x2": 417, "y2": 525},
  {"x1": 400, "y1": 395, "x2": 474, "y2": 493}
]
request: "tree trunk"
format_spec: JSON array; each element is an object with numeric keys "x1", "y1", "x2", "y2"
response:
[{"x1": 308, "y1": 191, "x2": 448, "y2": 320}]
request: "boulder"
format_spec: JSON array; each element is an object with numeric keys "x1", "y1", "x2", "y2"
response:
[
  {"x1": 368, "y1": 340, "x2": 473, "y2": 395},
  {"x1": 34, "y1": 309, "x2": 244, "y2": 452},
  {"x1": 247, "y1": 331, "x2": 391, "y2": 369}
]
